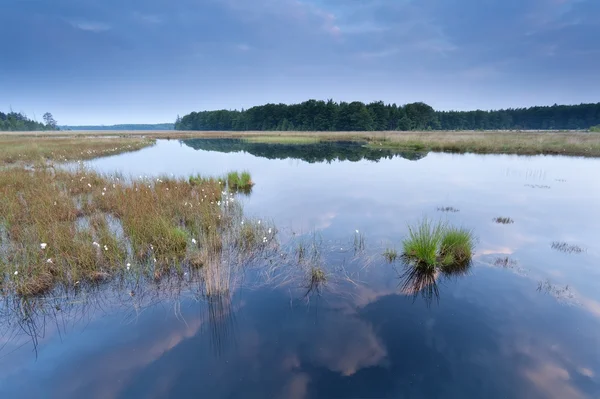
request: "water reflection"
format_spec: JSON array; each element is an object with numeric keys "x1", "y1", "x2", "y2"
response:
[
  {"x1": 3, "y1": 141, "x2": 600, "y2": 398},
  {"x1": 181, "y1": 138, "x2": 428, "y2": 163},
  {"x1": 396, "y1": 257, "x2": 472, "y2": 306}
]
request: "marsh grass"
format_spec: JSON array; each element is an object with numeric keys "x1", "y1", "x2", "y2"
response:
[
  {"x1": 353, "y1": 230, "x2": 365, "y2": 253},
  {"x1": 401, "y1": 219, "x2": 475, "y2": 271},
  {"x1": 494, "y1": 256, "x2": 518, "y2": 268},
  {"x1": 439, "y1": 227, "x2": 474, "y2": 266},
  {"x1": 402, "y1": 219, "x2": 446, "y2": 268},
  {"x1": 383, "y1": 248, "x2": 398, "y2": 263},
  {"x1": 493, "y1": 217, "x2": 514, "y2": 224},
  {"x1": 0, "y1": 136, "x2": 154, "y2": 166},
  {"x1": 0, "y1": 166, "x2": 272, "y2": 297},
  {"x1": 9, "y1": 130, "x2": 600, "y2": 157},
  {"x1": 437, "y1": 206, "x2": 459, "y2": 213},
  {"x1": 226, "y1": 171, "x2": 254, "y2": 192},
  {"x1": 365, "y1": 131, "x2": 600, "y2": 157},
  {"x1": 551, "y1": 242, "x2": 585, "y2": 254}
]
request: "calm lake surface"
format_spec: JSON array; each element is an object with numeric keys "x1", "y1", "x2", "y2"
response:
[{"x1": 2, "y1": 139, "x2": 600, "y2": 398}]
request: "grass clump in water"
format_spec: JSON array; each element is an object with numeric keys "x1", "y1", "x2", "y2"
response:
[
  {"x1": 226, "y1": 171, "x2": 254, "y2": 193},
  {"x1": 493, "y1": 217, "x2": 514, "y2": 224},
  {"x1": 402, "y1": 219, "x2": 475, "y2": 270},
  {"x1": 383, "y1": 248, "x2": 398, "y2": 263},
  {"x1": 310, "y1": 266, "x2": 327, "y2": 285},
  {"x1": 439, "y1": 227, "x2": 474, "y2": 266},
  {"x1": 437, "y1": 206, "x2": 459, "y2": 213},
  {"x1": 551, "y1": 242, "x2": 585, "y2": 254},
  {"x1": 402, "y1": 219, "x2": 446, "y2": 269}
]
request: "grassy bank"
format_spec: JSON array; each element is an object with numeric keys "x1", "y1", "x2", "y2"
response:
[
  {"x1": 0, "y1": 136, "x2": 155, "y2": 166},
  {"x1": 366, "y1": 132, "x2": 600, "y2": 157},
  {"x1": 5, "y1": 130, "x2": 600, "y2": 157},
  {"x1": 0, "y1": 166, "x2": 272, "y2": 297}
]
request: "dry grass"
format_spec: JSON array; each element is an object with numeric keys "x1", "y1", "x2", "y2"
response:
[
  {"x1": 367, "y1": 131, "x2": 600, "y2": 157},
  {"x1": 0, "y1": 136, "x2": 155, "y2": 166},
  {"x1": 5, "y1": 130, "x2": 600, "y2": 157},
  {"x1": 0, "y1": 166, "x2": 270, "y2": 297}
]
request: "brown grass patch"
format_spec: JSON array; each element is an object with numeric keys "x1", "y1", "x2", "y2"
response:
[
  {"x1": 0, "y1": 165, "x2": 268, "y2": 297},
  {"x1": 0, "y1": 136, "x2": 154, "y2": 165}
]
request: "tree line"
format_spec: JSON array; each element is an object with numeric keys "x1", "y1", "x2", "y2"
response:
[
  {"x1": 176, "y1": 100, "x2": 600, "y2": 131},
  {"x1": 0, "y1": 111, "x2": 58, "y2": 131}
]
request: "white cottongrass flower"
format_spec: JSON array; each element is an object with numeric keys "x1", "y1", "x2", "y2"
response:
[
  {"x1": 40, "y1": 243, "x2": 47, "y2": 249},
  {"x1": 92, "y1": 241, "x2": 100, "y2": 247},
  {"x1": 14, "y1": 270, "x2": 19, "y2": 275},
  {"x1": 258, "y1": 220, "x2": 261, "y2": 225},
  {"x1": 126, "y1": 263, "x2": 131, "y2": 270},
  {"x1": 104, "y1": 245, "x2": 108, "y2": 251},
  {"x1": 192, "y1": 238, "x2": 197, "y2": 244},
  {"x1": 241, "y1": 220, "x2": 244, "y2": 225},
  {"x1": 268, "y1": 228, "x2": 272, "y2": 234},
  {"x1": 47, "y1": 258, "x2": 53, "y2": 263},
  {"x1": 87, "y1": 183, "x2": 92, "y2": 187},
  {"x1": 355, "y1": 229, "x2": 359, "y2": 234},
  {"x1": 217, "y1": 201, "x2": 221, "y2": 206},
  {"x1": 103, "y1": 187, "x2": 106, "y2": 191},
  {"x1": 102, "y1": 192, "x2": 105, "y2": 196}
]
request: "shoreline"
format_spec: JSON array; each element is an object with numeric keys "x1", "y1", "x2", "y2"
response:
[{"x1": 1, "y1": 130, "x2": 600, "y2": 157}]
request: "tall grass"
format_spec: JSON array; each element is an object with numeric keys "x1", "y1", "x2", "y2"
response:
[
  {"x1": 226, "y1": 171, "x2": 254, "y2": 192},
  {"x1": 0, "y1": 166, "x2": 272, "y2": 297},
  {"x1": 402, "y1": 219, "x2": 446, "y2": 269},
  {"x1": 0, "y1": 136, "x2": 154, "y2": 165},
  {"x1": 439, "y1": 227, "x2": 474, "y2": 266},
  {"x1": 401, "y1": 219, "x2": 475, "y2": 270}
]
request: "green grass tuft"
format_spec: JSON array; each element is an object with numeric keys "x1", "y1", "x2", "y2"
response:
[
  {"x1": 439, "y1": 227, "x2": 474, "y2": 265},
  {"x1": 402, "y1": 219, "x2": 446, "y2": 269},
  {"x1": 401, "y1": 219, "x2": 475, "y2": 271},
  {"x1": 226, "y1": 171, "x2": 254, "y2": 193}
]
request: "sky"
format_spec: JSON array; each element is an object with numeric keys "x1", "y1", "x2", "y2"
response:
[{"x1": 1, "y1": 0, "x2": 599, "y2": 125}]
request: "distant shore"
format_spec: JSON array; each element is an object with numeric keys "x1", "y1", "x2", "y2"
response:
[{"x1": 2, "y1": 130, "x2": 600, "y2": 157}]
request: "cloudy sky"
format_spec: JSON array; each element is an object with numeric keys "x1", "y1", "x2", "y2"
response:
[{"x1": 1, "y1": 0, "x2": 599, "y2": 125}]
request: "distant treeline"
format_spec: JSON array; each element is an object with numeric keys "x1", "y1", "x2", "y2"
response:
[
  {"x1": 0, "y1": 111, "x2": 56, "y2": 131},
  {"x1": 62, "y1": 123, "x2": 174, "y2": 131},
  {"x1": 176, "y1": 100, "x2": 600, "y2": 131}
]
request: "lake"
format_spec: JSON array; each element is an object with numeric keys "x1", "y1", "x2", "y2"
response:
[{"x1": 1, "y1": 138, "x2": 600, "y2": 398}]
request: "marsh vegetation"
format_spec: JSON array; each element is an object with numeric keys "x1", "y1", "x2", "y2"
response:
[
  {"x1": 493, "y1": 217, "x2": 514, "y2": 224},
  {"x1": 401, "y1": 219, "x2": 474, "y2": 269},
  {"x1": 551, "y1": 242, "x2": 585, "y2": 254},
  {"x1": 0, "y1": 165, "x2": 273, "y2": 297},
  {"x1": 437, "y1": 206, "x2": 459, "y2": 213},
  {"x1": 0, "y1": 136, "x2": 154, "y2": 166}
]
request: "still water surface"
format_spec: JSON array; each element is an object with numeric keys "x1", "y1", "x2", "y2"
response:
[{"x1": 1, "y1": 139, "x2": 600, "y2": 398}]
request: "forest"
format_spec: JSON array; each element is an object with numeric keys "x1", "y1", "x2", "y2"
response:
[
  {"x1": 176, "y1": 100, "x2": 600, "y2": 131},
  {"x1": 0, "y1": 111, "x2": 58, "y2": 131}
]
